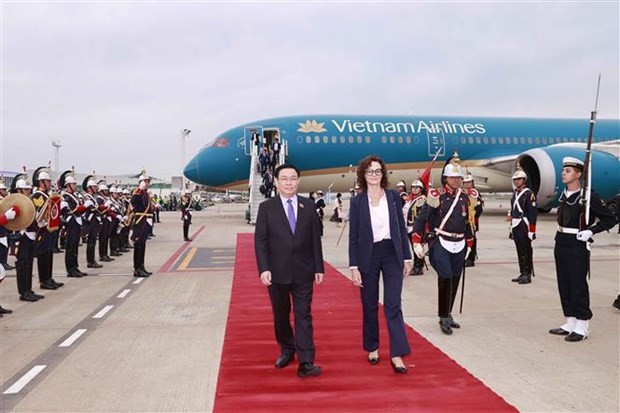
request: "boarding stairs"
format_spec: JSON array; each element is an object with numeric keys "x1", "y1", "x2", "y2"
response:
[{"x1": 248, "y1": 141, "x2": 288, "y2": 224}]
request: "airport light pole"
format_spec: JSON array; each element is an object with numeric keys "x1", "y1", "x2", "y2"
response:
[
  {"x1": 51, "y1": 140, "x2": 62, "y2": 180},
  {"x1": 181, "y1": 129, "x2": 191, "y2": 191}
]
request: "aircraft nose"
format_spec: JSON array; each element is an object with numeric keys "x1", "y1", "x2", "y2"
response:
[{"x1": 183, "y1": 155, "x2": 201, "y2": 184}]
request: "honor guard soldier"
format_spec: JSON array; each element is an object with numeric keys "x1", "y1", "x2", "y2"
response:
[
  {"x1": 11, "y1": 173, "x2": 45, "y2": 301},
  {"x1": 462, "y1": 172, "x2": 484, "y2": 267},
  {"x1": 131, "y1": 171, "x2": 154, "y2": 277},
  {"x1": 404, "y1": 178, "x2": 427, "y2": 275},
  {"x1": 120, "y1": 188, "x2": 132, "y2": 250},
  {"x1": 0, "y1": 181, "x2": 14, "y2": 271},
  {"x1": 507, "y1": 165, "x2": 537, "y2": 284},
  {"x1": 32, "y1": 166, "x2": 64, "y2": 290},
  {"x1": 180, "y1": 190, "x2": 193, "y2": 241},
  {"x1": 412, "y1": 153, "x2": 475, "y2": 335},
  {"x1": 82, "y1": 175, "x2": 103, "y2": 268},
  {"x1": 549, "y1": 157, "x2": 615, "y2": 342},
  {"x1": 396, "y1": 180, "x2": 407, "y2": 206},
  {"x1": 59, "y1": 170, "x2": 88, "y2": 277}
]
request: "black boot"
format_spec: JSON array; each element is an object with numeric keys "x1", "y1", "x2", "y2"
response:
[{"x1": 437, "y1": 277, "x2": 452, "y2": 334}]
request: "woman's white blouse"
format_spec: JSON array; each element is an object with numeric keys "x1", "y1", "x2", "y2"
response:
[{"x1": 369, "y1": 193, "x2": 391, "y2": 243}]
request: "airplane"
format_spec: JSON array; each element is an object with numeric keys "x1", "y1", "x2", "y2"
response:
[{"x1": 183, "y1": 115, "x2": 620, "y2": 209}]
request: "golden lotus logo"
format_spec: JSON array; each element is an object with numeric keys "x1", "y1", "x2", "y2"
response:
[{"x1": 297, "y1": 119, "x2": 327, "y2": 133}]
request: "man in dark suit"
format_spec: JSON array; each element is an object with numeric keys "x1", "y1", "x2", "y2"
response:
[{"x1": 255, "y1": 163, "x2": 325, "y2": 378}]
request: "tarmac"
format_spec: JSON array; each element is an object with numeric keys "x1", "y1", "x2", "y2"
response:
[{"x1": 0, "y1": 200, "x2": 618, "y2": 412}]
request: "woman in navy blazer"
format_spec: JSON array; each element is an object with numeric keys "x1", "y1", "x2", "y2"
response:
[{"x1": 349, "y1": 155, "x2": 413, "y2": 374}]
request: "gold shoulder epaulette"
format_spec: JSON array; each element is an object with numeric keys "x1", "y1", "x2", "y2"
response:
[{"x1": 427, "y1": 188, "x2": 440, "y2": 208}]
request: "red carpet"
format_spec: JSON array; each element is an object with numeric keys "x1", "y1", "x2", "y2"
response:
[{"x1": 214, "y1": 233, "x2": 517, "y2": 412}]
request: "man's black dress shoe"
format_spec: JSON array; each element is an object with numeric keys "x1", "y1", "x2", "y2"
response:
[
  {"x1": 439, "y1": 318, "x2": 453, "y2": 335},
  {"x1": 518, "y1": 275, "x2": 532, "y2": 284},
  {"x1": 390, "y1": 360, "x2": 408, "y2": 374},
  {"x1": 31, "y1": 291, "x2": 45, "y2": 299},
  {"x1": 184, "y1": 238, "x2": 193, "y2": 242},
  {"x1": 297, "y1": 362, "x2": 321, "y2": 378},
  {"x1": 140, "y1": 267, "x2": 153, "y2": 276},
  {"x1": 77, "y1": 269, "x2": 88, "y2": 276},
  {"x1": 565, "y1": 332, "x2": 587, "y2": 342},
  {"x1": 20, "y1": 292, "x2": 40, "y2": 302},
  {"x1": 549, "y1": 327, "x2": 570, "y2": 336},
  {"x1": 133, "y1": 269, "x2": 150, "y2": 278},
  {"x1": 88, "y1": 262, "x2": 103, "y2": 268},
  {"x1": 50, "y1": 278, "x2": 65, "y2": 288},
  {"x1": 2, "y1": 263, "x2": 15, "y2": 270},
  {"x1": 613, "y1": 297, "x2": 620, "y2": 311},
  {"x1": 0, "y1": 306, "x2": 13, "y2": 314},
  {"x1": 40, "y1": 281, "x2": 59, "y2": 290},
  {"x1": 448, "y1": 315, "x2": 460, "y2": 328},
  {"x1": 511, "y1": 274, "x2": 525, "y2": 282},
  {"x1": 275, "y1": 353, "x2": 295, "y2": 369},
  {"x1": 100, "y1": 256, "x2": 114, "y2": 262},
  {"x1": 67, "y1": 269, "x2": 83, "y2": 278}
]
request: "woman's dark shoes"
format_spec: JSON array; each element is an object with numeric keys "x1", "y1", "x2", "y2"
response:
[
  {"x1": 275, "y1": 352, "x2": 295, "y2": 369},
  {"x1": 390, "y1": 359, "x2": 408, "y2": 374},
  {"x1": 368, "y1": 350, "x2": 380, "y2": 365},
  {"x1": 297, "y1": 362, "x2": 321, "y2": 378}
]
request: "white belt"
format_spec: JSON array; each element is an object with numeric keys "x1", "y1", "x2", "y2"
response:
[
  {"x1": 557, "y1": 226, "x2": 579, "y2": 234},
  {"x1": 435, "y1": 228, "x2": 464, "y2": 239}
]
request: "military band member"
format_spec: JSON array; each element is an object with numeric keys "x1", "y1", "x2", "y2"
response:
[
  {"x1": 404, "y1": 178, "x2": 427, "y2": 276},
  {"x1": 549, "y1": 157, "x2": 616, "y2": 342},
  {"x1": 0, "y1": 182, "x2": 14, "y2": 271},
  {"x1": 32, "y1": 166, "x2": 64, "y2": 290},
  {"x1": 412, "y1": 154, "x2": 474, "y2": 335},
  {"x1": 507, "y1": 166, "x2": 537, "y2": 284},
  {"x1": 120, "y1": 188, "x2": 132, "y2": 250},
  {"x1": 0, "y1": 203, "x2": 20, "y2": 315},
  {"x1": 11, "y1": 174, "x2": 45, "y2": 302},
  {"x1": 180, "y1": 190, "x2": 193, "y2": 241},
  {"x1": 396, "y1": 180, "x2": 407, "y2": 206},
  {"x1": 463, "y1": 172, "x2": 484, "y2": 267},
  {"x1": 131, "y1": 171, "x2": 154, "y2": 277},
  {"x1": 59, "y1": 170, "x2": 88, "y2": 277},
  {"x1": 96, "y1": 181, "x2": 115, "y2": 262},
  {"x1": 82, "y1": 175, "x2": 103, "y2": 268}
]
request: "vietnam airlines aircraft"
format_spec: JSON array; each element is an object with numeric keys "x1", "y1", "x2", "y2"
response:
[{"x1": 183, "y1": 115, "x2": 620, "y2": 209}]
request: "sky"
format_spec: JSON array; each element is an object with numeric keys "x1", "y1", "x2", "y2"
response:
[{"x1": 1, "y1": 1, "x2": 618, "y2": 180}]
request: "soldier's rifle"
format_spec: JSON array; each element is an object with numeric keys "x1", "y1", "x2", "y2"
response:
[{"x1": 580, "y1": 74, "x2": 601, "y2": 230}]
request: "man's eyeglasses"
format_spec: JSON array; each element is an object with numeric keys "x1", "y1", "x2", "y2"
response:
[{"x1": 365, "y1": 169, "x2": 383, "y2": 176}]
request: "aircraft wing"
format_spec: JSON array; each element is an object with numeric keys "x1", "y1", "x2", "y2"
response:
[{"x1": 480, "y1": 154, "x2": 519, "y2": 175}]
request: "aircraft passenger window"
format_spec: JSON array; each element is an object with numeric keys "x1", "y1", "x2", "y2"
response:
[
  {"x1": 542, "y1": 137, "x2": 547, "y2": 144},
  {"x1": 506, "y1": 137, "x2": 511, "y2": 145},
  {"x1": 398, "y1": 136, "x2": 403, "y2": 144},
  {"x1": 483, "y1": 137, "x2": 489, "y2": 144},
  {"x1": 468, "y1": 137, "x2": 474, "y2": 144},
  {"x1": 527, "y1": 138, "x2": 533, "y2": 144},
  {"x1": 340, "y1": 136, "x2": 346, "y2": 143},
  {"x1": 518, "y1": 137, "x2": 524, "y2": 144},
  {"x1": 332, "y1": 136, "x2": 337, "y2": 144},
  {"x1": 570, "y1": 137, "x2": 575, "y2": 142},
  {"x1": 349, "y1": 136, "x2": 354, "y2": 143},
  {"x1": 322, "y1": 136, "x2": 328, "y2": 144},
  {"x1": 315, "y1": 136, "x2": 320, "y2": 143},
  {"x1": 498, "y1": 137, "x2": 504, "y2": 144},
  {"x1": 461, "y1": 137, "x2": 466, "y2": 144},
  {"x1": 357, "y1": 136, "x2": 362, "y2": 144},
  {"x1": 365, "y1": 136, "x2": 371, "y2": 144},
  {"x1": 306, "y1": 136, "x2": 312, "y2": 144},
  {"x1": 563, "y1": 138, "x2": 568, "y2": 142},
  {"x1": 476, "y1": 137, "x2": 481, "y2": 144},
  {"x1": 406, "y1": 136, "x2": 411, "y2": 144},
  {"x1": 381, "y1": 136, "x2": 387, "y2": 143},
  {"x1": 390, "y1": 136, "x2": 395, "y2": 144},
  {"x1": 513, "y1": 137, "x2": 519, "y2": 144},
  {"x1": 491, "y1": 137, "x2": 497, "y2": 144}
]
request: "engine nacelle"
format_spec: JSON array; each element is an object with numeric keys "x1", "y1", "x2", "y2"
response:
[{"x1": 517, "y1": 146, "x2": 619, "y2": 209}]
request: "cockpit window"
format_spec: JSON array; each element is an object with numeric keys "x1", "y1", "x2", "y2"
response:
[{"x1": 208, "y1": 137, "x2": 230, "y2": 148}]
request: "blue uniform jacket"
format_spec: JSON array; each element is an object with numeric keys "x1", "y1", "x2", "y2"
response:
[{"x1": 348, "y1": 189, "x2": 412, "y2": 274}]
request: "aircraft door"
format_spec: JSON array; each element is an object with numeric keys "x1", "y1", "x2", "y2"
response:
[
  {"x1": 244, "y1": 126, "x2": 263, "y2": 156},
  {"x1": 426, "y1": 129, "x2": 446, "y2": 157}
]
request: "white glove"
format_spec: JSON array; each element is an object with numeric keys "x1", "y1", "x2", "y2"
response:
[
  {"x1": 413, "y1": 243, "x2": 425, "y2": 259},
  {"x1": 139, "y1": 181, "x2": 147, "y2": 190},
  {"x1": 0, "y1": 263, "x2": 5, "y2": 282},
  {"x1": 528, "y1": 232, "x2": 535, "y2": 241},
  {"x1": 4, "y1": 207, "x2": 17, "y2": 221},
  {"x1": 576, "y1": 230, "x2": 593, "y2": 242},
  {"x1": 84, "y1": 200, "x2": 94, "y2": 208},
  {"x1": 105, "y1": 200, "x2": 112, "y2": 207}
]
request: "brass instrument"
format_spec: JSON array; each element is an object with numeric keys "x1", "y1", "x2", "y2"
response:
[{"x1": 0, "y1": 193, "x2": 36, "y2": 231}]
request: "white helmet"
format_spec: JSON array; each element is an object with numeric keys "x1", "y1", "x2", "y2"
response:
[
  {"x1": 0, "y1": 182, "x2": 6, "y2": 190},
  {"x1": 65, "y1": 175, "x2": 77, "y2": 185},
  {"x1": 462, "y1": 172, "x2": 473, "y2": 183},
  {"x1": 397, "y1": 180, "x2": 406, "y2": 187},
  {"x1": 109, "y1": 185, "x2": 118, "y2": 193},
  {"x1": 138, "y1": 169, "x2": 150, "y2": 182},
  {"x1": 411, "y1": 179, "x2": 424, "y2": 188},
  {"x1": 15, "y1": 178, "x2": 32, "y2": 189},
  {"x1": 37, "y1": 171, "x2": 51, "y2": 180},
  {"x1": 512, "y1": 167, "x2": 527, "y2": 180},
  {"x1": 443, "y1": 150, "x2": 463, "y2": 177},
  {"x1": 98, "y1": 182, "x2": 109, "y2": 191}
]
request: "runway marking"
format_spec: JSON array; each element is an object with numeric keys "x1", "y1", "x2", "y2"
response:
[
  {"x1": 159, "y1": 225, "x2": 205, "y2": 273},
  {"x1": 3, "y1": 365, "x2": 47, "y2": 394},
  {"x1": 117, "y1": 289, "x2": 131, "y2": 298},
  {"x1": 133, "y1": 278, "x2": 145, "y2": 284},
  {"x1": 59, "y1": 329, "x2": 87, "y2": 347},
  {"x1": 178, "y1": 247, "x2": 198, "y2": 270},
  {"x1": 177, "y1": 267, "x2": 234, "y2": 272},
  {"x1": 93, "y1": 305, "x2": 114, "y2": 319}
]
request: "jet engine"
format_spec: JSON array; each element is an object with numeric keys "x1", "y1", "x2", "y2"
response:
[{"x1": 517, "y1": 145, "x2": 619, "y2": 209}]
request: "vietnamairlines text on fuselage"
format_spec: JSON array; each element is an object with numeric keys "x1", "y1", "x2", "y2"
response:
[{"x1": 330, "y1": 119, "x2": 486, "y2": 135}]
